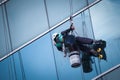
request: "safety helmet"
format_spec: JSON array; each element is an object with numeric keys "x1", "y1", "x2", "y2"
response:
[
  {"x1": 52, "y1": 33, "x2": 63, "y2": 43},
  {"x1": 52, "y1": 33, "x2": 58, "y2": 40}
]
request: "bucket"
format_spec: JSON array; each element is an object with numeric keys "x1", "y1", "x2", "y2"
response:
[
  {"x1": 82, "y1": 53, "x2": 93, "y2": 73},
  {"x1": 69, "y1": 51, "x2": 81, "y2": 68}
]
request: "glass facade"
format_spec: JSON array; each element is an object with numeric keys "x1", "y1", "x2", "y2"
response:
[
  {"x1": 90, "y1": 0, "x2": 120, "y2": 75},
  {"x1": 93, "y1": 64, "x2": 120, "y2": 80},
  {"x1": 0, "y1": 0, "x2": 99, "y2": 60},
  {"x1": 0, "y1": 0, "x2": 120, "y2": 80}
]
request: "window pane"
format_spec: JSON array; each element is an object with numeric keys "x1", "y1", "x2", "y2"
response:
[
  {"x1": 0, "y1": 0, "x2": 101, "y2": 62},
  {"x1": 20, "y1": 34, "x2": 58, "y2": 80},
  {"x1": 6, "y1": 0, "x2": 48, "y2": 50},
  {"x1": 0, "y1": 6, "x2": 6, "y2": 57}
]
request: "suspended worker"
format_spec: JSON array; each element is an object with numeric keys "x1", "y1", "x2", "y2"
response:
[
  {"x1": 52, "y1": 16, "x2": 105, "y2": 59},
  {"x1": 52, "y1": 24, "x2": 104, "y2": 59}
]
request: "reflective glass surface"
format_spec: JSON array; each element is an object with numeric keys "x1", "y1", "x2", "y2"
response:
[
  {"x1": 0, "y1": 0, "x2": 97, "y2": 59},
  {"x1": 0, "y1": 0, "x2": 120, "y2": 80}
]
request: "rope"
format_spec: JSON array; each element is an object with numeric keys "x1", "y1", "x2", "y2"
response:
[
  {"x1": 85, "y1": 0, "x2": 89, "y2": 6},
  {"x1": 81, "y1": 12, "x2": 88, "y2": 37},
  {"x1": 69, "y1": 0, "x2": 81, "y2": 37},
  {"x1": 87, "y1": 6, "x2": 100, "y2": 75},
  {"x1": 44, "y1": 0, "x2": 59, "y2": 80},
  {"x1": 84, "y1": 0, "x2": 101, "y2": 75},
  {"x1": 80, "y1": 1, "x2": 101, "y2": 75},
  {"x1": 69, "y1": 0, "x2": 86, "y2": 79},
  {"x1": 69, "y1": 0, "x2": 74, "y2": 29},
  {"x1": 69, "y1": 0, "x2": 73, "y2": 18},
  {"x1": 69, "y1": 0, "x2": 78, "y2": 37},
  {"x1": 4, "y1": 4, "x2": 17, "y2": 80},
  {"x1": 18, "y1": 51, "x2": 26, "y2": 80}
]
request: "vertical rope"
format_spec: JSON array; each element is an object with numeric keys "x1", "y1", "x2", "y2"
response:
[
  {"x1": 87, "y1": 3, "x2": 100, "y2": 75},
  {"x1": 69, "y1": 0, "x2": 74, "y2": 27},
  {"x1": 85, "y1": 0, "x2": 89, "y2": 6},
  {"x1": 4, "y1": 3, "x2": 17, "y2": 80},
  {"x1": 44, "y1": 0, "x2": 59, "y2": 80},
  {"x1": 81, "y1": 12, "x2": 88, "y2": 37},
  {"x1": 85, "y1": 0, "x2": 101, "y2": 75},
  {"x1": 69, "y1": 0, "x2": 73, "y2": 17},
  {"x1": 18, "y1": 51, "x2": 26, "y2": 80},
  {"x1": 79, "y1": 12, "x2": 86, "y2": 80},
  {"x1": 69, "y1": 0, "x2": 85, "y2": 79}
]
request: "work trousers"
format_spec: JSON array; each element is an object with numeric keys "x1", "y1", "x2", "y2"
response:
[{"x1": 75, "y1": 36, "x2": 94, "y2": 53}]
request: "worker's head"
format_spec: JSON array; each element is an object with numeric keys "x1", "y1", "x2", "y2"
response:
[
  {"x1": 52, "y1": 33, "x2": 58, "y2": 40},
  {"x1": 52, "y1": 33, "x2": 63, "y2": 44}
]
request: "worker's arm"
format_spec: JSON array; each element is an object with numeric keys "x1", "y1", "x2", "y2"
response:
[{"x1": 61, "y1": 26, "x2": 75, "y2": 36}]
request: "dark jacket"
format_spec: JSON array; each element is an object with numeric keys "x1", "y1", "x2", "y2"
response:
[{"x1": 56, "y1": 28, "x2": 73, "y2": 51}]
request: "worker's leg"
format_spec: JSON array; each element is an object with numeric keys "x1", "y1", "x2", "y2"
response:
[
  {"x1": 76, "y1": 36, "x2": 102, "y2": 45},
  {"x1": 78, "y1": 44, "x2": 99, "y2": 57},
  {"x1": 76, "y1": 36, "x2": 94, "y2": 44}
]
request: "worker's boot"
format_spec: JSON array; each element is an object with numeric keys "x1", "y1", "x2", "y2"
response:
[{"x1": 92, "y1": 40, "x2": 107, "y2": 60}]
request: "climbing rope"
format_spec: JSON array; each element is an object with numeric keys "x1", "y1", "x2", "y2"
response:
[
  {"x1": 87, "y1": 6, "x2": 101, "y2": 75},
  {"x1": 81, "y1": 12, "x2": 88, "y2": 37},
  {"x1": 69, "y1": 0, "x2": 73, "y2": 28},
  {"x1": 69, "y1": 0, "x2": 85, "y2": 80}
]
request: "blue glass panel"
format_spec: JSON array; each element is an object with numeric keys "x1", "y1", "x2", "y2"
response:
[
  {"x1": 0, "y1": 0, "x2": 100, "y2": 61},
  {"x1": 88, "y1": 0, "x2": 96, "y2": 4},
  {"x1": 93, "y1": 64, "x2": 120, "y2": 80},
  {"x1": 0, "y1": 1, "x2": 110, "y2": 80},
  {"x1": 6, "y1": 0, "x2": 48, "y2": 50},
  {"x1": 0, "y1": 58, "x2": 10, "y2": 80},
  {"x1": 46, "y1": 0, "x2": 70, "y2": 27},
  {"x1": 51, "y1": 22, "x2": 82, "y2": 80},
  {"x1": 19, "y1": 34, "x2": 58, "y2": 80},
  {"x1": 51, "y1": 10, "x2": 97, "y2": 80},
  {"x1": 0, "y1": 6, "x2": 6, "y2": 57},
  {"x1": 90, "y1": 0, "x2": 120, "y2": 75},
  {"x1": 12, "y1": 52, "x2": 24, "y2": 80},
  {"x1": 90, "y1": 0, "x2": 120, "y2": 40},
  {"x1": 46, "y1": 0, "x2": 91, "y2": 27},
  {"x1": 72, "y1": 0, "x2": 87, "y2": 14}
]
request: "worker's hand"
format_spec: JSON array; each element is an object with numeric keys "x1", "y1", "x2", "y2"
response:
[{"x1": 70, "y1": 25, "x2": 75, "y2": 30}]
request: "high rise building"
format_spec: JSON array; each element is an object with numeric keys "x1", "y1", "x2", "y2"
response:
[{"x1": 0, "y1": 0, "x2": 120, "y2": 80}]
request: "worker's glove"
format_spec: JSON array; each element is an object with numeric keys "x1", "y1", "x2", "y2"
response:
[
  {"x1": 70, "y1": 25, "x2": 75, "y2": 31},
  {"x1": 62, "y1": 43, "x2": 67, "y2": 57}
]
